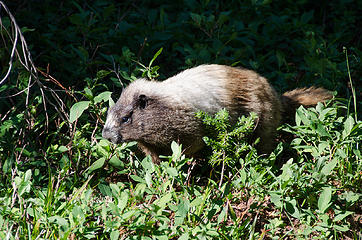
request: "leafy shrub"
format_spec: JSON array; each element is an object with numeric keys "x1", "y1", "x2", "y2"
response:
[
  {"x1": 196, "y1": 109, "x2": 258, "y2": 167},
  {"x1": 269, "y1": 102, "x2": 361, "y2": 238}
]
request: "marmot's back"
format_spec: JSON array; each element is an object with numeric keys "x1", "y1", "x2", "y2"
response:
[
  {"x1": 102, "y1": 64, "x2": 332, "y2": 163},
  {"x1": 123, "y1": 65, "x2": 233, "y2": 114}
]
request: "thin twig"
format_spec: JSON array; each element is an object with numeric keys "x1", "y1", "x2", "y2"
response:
[
  {"x1": 36, "y1": 67, "x2": 73, "y2": 97},
  {"x1": 219, "y1": 154, "x2": 225, "y2": 188},
  {"x1": 0, "y1": 1, "x2": 71, "y2": 157},
  {"x1": 0, "y1": 78, "x2": 36, "y2": 99},
  {"x1": 0, "y1": 2, "x2": 18, "y2": 86},
  {"x1": 91, "y1": 117, "x2": 99, "y2": 145}
]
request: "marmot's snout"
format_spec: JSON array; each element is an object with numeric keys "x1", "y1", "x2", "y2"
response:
[{"x1": 102, "y1": 126, "x2": 122, "y2": 144}]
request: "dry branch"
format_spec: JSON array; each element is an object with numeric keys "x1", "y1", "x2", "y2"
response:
[{"x1": 0, "y1": 1, "x2": 70, "y2": 126}]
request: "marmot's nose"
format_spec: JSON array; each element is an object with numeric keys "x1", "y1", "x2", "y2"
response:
[
  {"x1": 102, "y1": 126, "x2": 110, "y2": 139},
  {"x1": 102, "y1": 127, "x2": 122, "y2": 144}
]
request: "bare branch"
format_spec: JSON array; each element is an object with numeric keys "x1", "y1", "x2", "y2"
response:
[
  {"x1": 0, "y1": 2, "x2": 18, "y2": 85},
  {"x1": 0, "y1": 1, "x2": 70, "y2": 124}
]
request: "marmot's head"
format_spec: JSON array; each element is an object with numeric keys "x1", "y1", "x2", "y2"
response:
[
  {"x1": 102, "y1": 90, "x2": 152, "y2": 144},
  {"x1": 102, "y1": 79, "x2": 170, "y2": 144}
]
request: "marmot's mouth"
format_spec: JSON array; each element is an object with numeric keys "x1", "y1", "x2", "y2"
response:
[
  {"x1": 105, "y1": 133, "x2": 123, "y2": 144},
  {"x1": 102, "y1": 127, "x2": 123, "y2": 144},
  {"x1": 112, "y1": 136, "x2": 123, "y2": 144}
]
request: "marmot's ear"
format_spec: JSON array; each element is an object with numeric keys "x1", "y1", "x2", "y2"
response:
[{"x1": 138, "y1": 94, "x2": 148, "y2": 109}]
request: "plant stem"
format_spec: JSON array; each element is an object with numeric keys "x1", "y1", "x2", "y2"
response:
[{"x1": 344, "y1": 47, "x2": 357, "y2": 121}]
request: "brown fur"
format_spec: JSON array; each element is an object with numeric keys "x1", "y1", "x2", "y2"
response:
[
  {"x1": 102, "y1": 64, "x2": 332, "y2": 163},
  {"x1": 281, "y1": 87, "x2": 333, "y2": 123}
]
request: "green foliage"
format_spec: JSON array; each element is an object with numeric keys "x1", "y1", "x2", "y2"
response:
[
  {"x1": 196, "y1": 109, "x2": 258, "y2": 167},
  {"x1": 0, "y1": 143, "x2": 256, "y2": 239},
  {"x1": 138, "y1": 48, "x2": 163, "y2": 80},
  {"x1": 1, "y1": 102, "x2": 361, "y2": 239},
  {"x1": 0, "y1": 0, "x2": 361, "y2": 239},
  {"x1": 284, "y1": 101, "x2": 361, "y2": 189},
  {"x1": 268, "y1": 102, "x2": 361, "y2": 238}
]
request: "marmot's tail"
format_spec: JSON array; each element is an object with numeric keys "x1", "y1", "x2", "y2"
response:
[{"x1": 281, "y1": 87, "x2": 333, "y2": 123}]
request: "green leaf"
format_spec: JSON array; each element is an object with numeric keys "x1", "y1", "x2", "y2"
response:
[
  {"x1": 318, "y1": 187, "x2": 332, "y2": 213},
  {"x1": 270, "y1": 193, "x2": 282, "y2": 208},
  {"x1": 300, "y1": 10, "x2": 314, "y2": 24},
  {"x1": 149, "y1": 48, "x2": 163, "y2": 67},
  {"x1": 190, "y1": 196, "x2": 203, "y2": 207},
  {"x1": 141, "y1": 156, "x2": 155, "y2": 173},
  {"x1": 154, "y1": 193, "x2": 172, "y2": 209},
  {"x1": 342, "y1": 116, "x2": 354, "y2": 139},
  {"x1": 48, "y1": 216, "x2": 69, "y2": 228},
  {"x1": 24, "y1": 169, "x2": 32, "y2": 182},
  {"x1": 69, "y1": 14, "x2": 83, "y2": 25},
  {"x1": 98, "y1": 183, "x2": 112, "y2": 196},
  {"x1": 118, "y1": 191, "x2": 129, "y2": 213},
  {"x1": 155, "y1": 236, "x2": 168, "y2": 240},
  {"x1": 130, "y1": 175, "x2": 145, "y2": 183},
  {"x1": 15, "y1": 170, "x2": 32, "y2": 196},
  {"x1": 175, "y1": 198, "x2": 190, "y2": 226},
  {"x1": 21, "y1": 27, "x2": 35, "y2": 33},
  {"x1": 109, "y1": 155, "x2": 124, "y2": 168},
  {"x1": 333, "y1": 224, "x2": 349, "y2": 232},
  {"x1": 239, "y1": 168, "x2": 247, "y2": 185},
  {"x1": 285, "y1": 198, "x2": 300, "y2": 219},
  {"x1": 345, "y1": 191, "x2": 359, "y2": 204},
  {"x1": 171, "y1": 141, "x2": 182, "y2": 159},
  {"x1": 179, "y1": 232, "x2": 189, "y2": 240},
  {"x1": 276, "y1": 50, "x2": 286, "y2": 68},
  {"x1": 84, "y1": 87, "x2": 93, "y2": 98},
  {"x1": 110, "y1": 183, "x2": 120, "y2": 196},
  {"x1": 88, "y1": 157, "x2": 105, "y2": 173},
  {"x1": 134, "y1": 183, "x2": 146, "y2": 198},
  {"x1": 109, "y1": 96, "x2": 115, "y2": 107},
  {"x1": 94, "y1": 91, "x2": 113, "y2": 104},
  {"x1": 280, "y1": 161, "x2": 293, "y2": 183},
  {"x1": 321, "y1": 158, "x2": 337, "y2": 175},
  {"x1": 110, "y1": 230, "x2": 120, "y2": 240},
  {"x1": 121, "y1": 210, "x2": 136, "y2": 221},
  {"x1": 316, "y1": 124, "x2": 330, "y2": 137},
  {"x1": 206, "y1": 230, "x2": 219, "y2": 237},
  {"x1": 145, "y1": 171, "x2": 152, "y2": 188},
  {"x1": 217, "y1": 204, "x2": 228, "y2": 224},
  {"x1": 353, "y1": 149, "x2": 362, "y2": 160},
  {"x1": 58, "y1": 146, "x2": 68, "y2": 153},
  {"x1": 336, "y1": 148, "x2": 347, "y2": 159},
  {"x1": 166, "y1": 167, "x2": 178, "y2": 177},
  {"x1": 318, "y1": 142, "x2": 328, "y2": 153},
  {"x1": 69, "y1": 101, "x2": 90, "y2": 123},
  {"x1": 333, "y1": 211, "x2": 353, "y2": 222},
  {"x1": 295, "y1": 107, "x2": 310, "y2": 126},
  {"x1": 190, "y1": 13, "x2": 202, "y2": 25},
  {"x1": 72, "y1": 205, "x2": 85, "y2": 220},
  {"x1": 96, "y1": 70, "x2": 112, "y2": 79}
]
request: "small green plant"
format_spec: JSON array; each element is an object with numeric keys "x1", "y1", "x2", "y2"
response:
[
  {"x1": 196, "y1": 109, "x2": 258, "y2": 167},
  {"x1": 137, "y1": 48, "x2": 163, "y2": 80}
]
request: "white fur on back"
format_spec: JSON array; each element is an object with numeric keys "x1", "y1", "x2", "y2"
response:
[{"x1": 126, "y1": 65, "x2": 230, "y2": 114}]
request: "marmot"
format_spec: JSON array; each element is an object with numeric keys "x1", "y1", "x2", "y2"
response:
[{"x1": 102, "y1": 64, "x2": 332, "y2": 163}]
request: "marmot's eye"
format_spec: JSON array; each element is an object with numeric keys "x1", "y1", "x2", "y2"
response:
[{"x1": 121, "y1": 116, "x2": 130, "y2": 123}]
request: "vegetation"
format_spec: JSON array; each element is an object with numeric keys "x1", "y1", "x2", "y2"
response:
[{"x1": 0, "y1": 0, "x2": 361, "y2": 239}]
